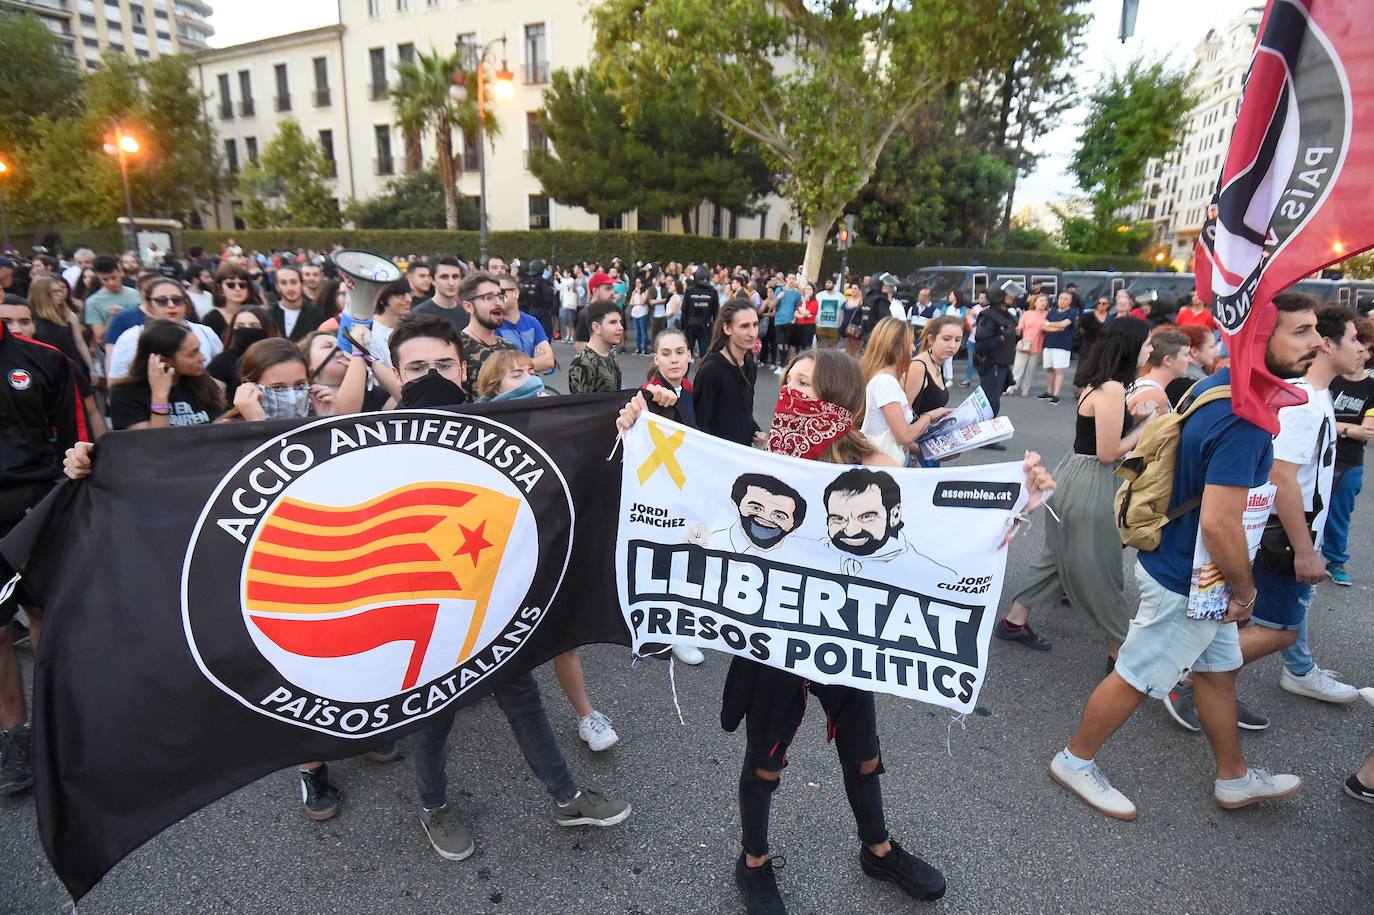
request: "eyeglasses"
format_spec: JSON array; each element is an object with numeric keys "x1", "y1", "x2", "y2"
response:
[
  {"x1": 468, "y1": 291, "x2": 502, "y2": 304},
  {"x1": 150, "y1": 295, "x2": 189, "y2": 307},
  {"x1": 221, "y1": 280, "x2": 249, "y2": 289},
  {"x1": 402, "y1": 358, "x2": 461, "y2": 376}
]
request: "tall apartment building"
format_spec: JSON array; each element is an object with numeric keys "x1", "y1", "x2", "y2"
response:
[
  {"x1": 195, "y1": 0, "x2": 791, "y2": 238},
  {"x1": 1126, "y1": 6, "x2": 1263, "y2": 266},
  {"x1": 5, "y1": 0, "x2": 214, "y2": 71}
]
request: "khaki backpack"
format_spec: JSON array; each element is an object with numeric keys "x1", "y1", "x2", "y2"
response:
[{"x1": 1114, "y1": 384, "x2": 1232, "y2": 551}]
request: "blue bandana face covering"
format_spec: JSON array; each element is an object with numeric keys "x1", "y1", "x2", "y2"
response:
[
  {"x1": 258, "y1": 384, "x2": 312, "y2": 419},
  {"x1": 493, "y1": 375, "x2": 546, "y2": 401}
]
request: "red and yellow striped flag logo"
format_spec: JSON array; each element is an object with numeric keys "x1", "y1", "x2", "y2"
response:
[{"x1": 244, "y1": 482, "x2": 520, "y2": 691}]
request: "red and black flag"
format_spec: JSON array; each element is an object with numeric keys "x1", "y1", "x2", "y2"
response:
[
  {"x1": 0, "y1": 396, "x2": 629, "y2": 899},
  {"x1": 1195, "y1": 0, "x2": 1374, "y2": 432}
]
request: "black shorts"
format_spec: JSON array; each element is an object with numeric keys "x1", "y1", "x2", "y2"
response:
[
  {"x1": 793, "y1": 324, "x2": 816, "y2": 350},
  {"x1": 574, "y1": 310, "x2": 591, "y2": 343},
  {"x1": 722, "y1": 658, "x2": 879, "y2": 774},
  {"x1": 0, "y1": 483, "x2": 51, "y2": 622}
]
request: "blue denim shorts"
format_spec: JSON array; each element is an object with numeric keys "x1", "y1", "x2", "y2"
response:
[
  {"x1": 1249, "y1": 562, "x2": 1313, "y2": 631},
  {"x1": 1114, "y1": 562, "x2": 1243, "y2": 698}
]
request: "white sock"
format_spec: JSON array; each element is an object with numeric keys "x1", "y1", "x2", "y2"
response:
[
  {"x1": 1216, "y1": 770, "x2": 1252, "y2": 789},
  {"x1": 1059, "y1": 748, "x2": 1094, "y2": 772}
]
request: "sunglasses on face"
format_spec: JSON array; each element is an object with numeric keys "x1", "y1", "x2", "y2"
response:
[
  {"x1": 221, "y1": 280, "x2": 249, "y2": 290},
  {"x1": 150, "y1": 295, "x2": 188, "y2": 307}
]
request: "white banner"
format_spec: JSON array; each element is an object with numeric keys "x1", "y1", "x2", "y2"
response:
[{"x1": 616, "y1": 415, "x2": 1030, "y2": 714}]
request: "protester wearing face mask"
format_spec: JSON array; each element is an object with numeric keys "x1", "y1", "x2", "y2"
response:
[
  {"x1": 388, "y1": 313, "x2": 472, "y2": 409},
  {"x1": 219, "y1": 339, "x2": 315, "y2": 422},
  {"x1": 474, "y1": 349, "x2": 546, "y2": 402},
  {"x1": 207, "y1": 306, "x2": 280, "y2": 393}
]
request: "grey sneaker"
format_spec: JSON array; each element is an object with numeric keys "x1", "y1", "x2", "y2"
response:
[
  {"x1": 554, "y1": 788, "x2": 632, "y2": 827},
  {"x1": 0, "y1": 724, "x2": 33, "y2": 795},
  {"x1": 420, "y1": 804, "x2": 474, "y2": 860}
]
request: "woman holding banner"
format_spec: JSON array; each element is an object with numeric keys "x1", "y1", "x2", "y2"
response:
[{"x1": 618, "y1": 348, "x2": 1055, "y2": 913}]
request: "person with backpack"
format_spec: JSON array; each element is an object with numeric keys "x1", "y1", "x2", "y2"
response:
[
  {"x1": 1049, "y1": 293, "x2": 1323, "y2": 821},
  {"x1": 996, "y1": 318, "x2": 1156, "y2": 657},
  {"x1": 974, "y1": 285, "x2": 1019, "y2": 424}
]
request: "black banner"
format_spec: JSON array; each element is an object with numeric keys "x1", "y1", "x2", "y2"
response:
[{"x1": 0, "y1": 394, "x2": 628, "y2": 899}]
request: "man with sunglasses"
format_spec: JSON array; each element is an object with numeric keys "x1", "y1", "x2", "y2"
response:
[
  {"x1": 107, "y1": 279, "x2": 224, "y2": 379},
  {"x1": 269, "y1": 265, "x2": 325, "y2": 342},
  {"x1": 457, "y1": 272, "x2": 516, "y2": 400}
]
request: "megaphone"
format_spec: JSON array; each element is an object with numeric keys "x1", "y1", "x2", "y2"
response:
[{"x1": 330, "y1": 249, "x2": 403, "y2": 356}]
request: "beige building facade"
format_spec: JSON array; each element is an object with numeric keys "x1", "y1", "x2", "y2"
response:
[
  {"x1": 6, "y1": 0, "x2": 213, "y2": 71},
  {"x1": 195, "y1": 0, "x2": 793, "y2": 239}
]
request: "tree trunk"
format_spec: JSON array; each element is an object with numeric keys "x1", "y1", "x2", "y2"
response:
[
  {"x1": 437, "y1": 128, "x2": 458, "y2": 231},
  {"x1": 801, "y1": 216, "x2": 835, "y2": 285},
  {"x1": 680, "y1": 210, "x2": 693, "y2": 235}
]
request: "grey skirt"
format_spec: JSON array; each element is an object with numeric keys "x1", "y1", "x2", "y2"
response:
[{"x1": 1010, "y1": 451, "x2": 1131, "y2": 643}]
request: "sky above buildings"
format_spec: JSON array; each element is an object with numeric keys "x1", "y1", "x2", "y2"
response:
[{"x1": 208, "y1": 0, "x2": 1258, "y2": 210}]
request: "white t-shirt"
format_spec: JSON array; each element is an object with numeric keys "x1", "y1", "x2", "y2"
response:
[
  {"x1": 1272, "y1": 379, "x2": 1337, "y2": 551},
  {"x1": 887, "y1": 298, "x2": 907, "y2": 323},
  {"x1": 369, "y1": 322, "x2": 394, "y2": 368},
  {"x1": 280, "y1": 307, "x2": 301, "y2": 337},
  {"x1": 109, "y1": 321, "x2": 225, "y2": 379},
  {"x1": 187, "y1": 288, "x2": 215, "y2": 319},
  {"x1": 861, "y1": 372, "x2": 911, "y2": 440},
  {"x1": 558, "y1": 276, "x2": 577, "y2": 309}
]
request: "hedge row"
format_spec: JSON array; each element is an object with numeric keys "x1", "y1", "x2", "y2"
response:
[{"x1": 180, "y1": 228, "x2": 1142, "y2": 274}]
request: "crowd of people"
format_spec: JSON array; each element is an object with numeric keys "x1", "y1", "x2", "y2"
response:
[{"x1": 1, "y1": 238, "x2": 1371, "y2": 913}]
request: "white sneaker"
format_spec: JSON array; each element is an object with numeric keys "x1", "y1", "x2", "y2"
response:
[
  {"x1": 1360, "y1": 686, "x2": 1374, "y2": 709},
  {"x1": 1050, "y1": 753, "x2": 1137, "y2": 820},
  {"x1": 577, "y1": 710, "x2": 619, "y2": 751},
  {"x1": 672, "y1": 645, "x2": 705, "y2": 665},
  {"x1": 1214, "y1": 767, "x2": 1302, "y2": 809},
  {"x1": 1280, "y1": 666, "x2": 1358, "y2": 704}
]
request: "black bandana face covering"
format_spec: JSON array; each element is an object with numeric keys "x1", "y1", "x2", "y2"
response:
[{"x1": 399, "y1": 370, "x2": 469, "y2": 408}]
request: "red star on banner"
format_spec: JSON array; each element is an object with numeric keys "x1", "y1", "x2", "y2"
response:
[{"x1": 453, "y1": 521, "x2": 493, "y2": 566}]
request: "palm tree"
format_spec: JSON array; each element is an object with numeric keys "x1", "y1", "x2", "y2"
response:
[{"x1": 390, "y1": 48, "x2": 500, "y2": 231}]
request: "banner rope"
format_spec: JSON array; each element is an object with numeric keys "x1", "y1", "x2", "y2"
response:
[
  {"x1": 0, "y1": 572, "x2": 18, "y2": 607},
  {"x1": 945, "y1": 713, "x2": 968, "y2": 757},
  {"x1": 667, "y1": 655, "x2": 685, "y2": 725}
]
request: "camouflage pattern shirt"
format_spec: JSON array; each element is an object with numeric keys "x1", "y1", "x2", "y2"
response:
[
  {"x1": 460, "y1": 331, "x2": 516, "y2": 399},
  {"x1": 567, "y1": 347, "x2": 622, "y2": 394}
]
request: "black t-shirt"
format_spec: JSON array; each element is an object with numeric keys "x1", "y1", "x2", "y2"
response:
[
  {"x1": 109, "y1": 378, "x2": 224, "y2": 430},
  {"x1": 412, "y1": 299, "x2": 470, "y2": 333},
  {"x1": 1330, "y1": 373, "x2": 1374, "y2": 466}
]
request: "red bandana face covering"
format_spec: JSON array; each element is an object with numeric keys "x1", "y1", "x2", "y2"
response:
[{"x1": 767, "y1": 386, "x2": 854, "y2": 460}]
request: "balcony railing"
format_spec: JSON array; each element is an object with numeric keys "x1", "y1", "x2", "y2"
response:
[
  {"x1": 238, "y1": 98, "x2": 255, "y2": 117},
  {"x1": 274, "y1": 94, "x2": 291, "y2": 112},
  {"x1": 524, "y1": 61, "x2": 549, "y2": 84},
  {"x1": 324, "y1": 159, "x2": 337, "y2": 178},
  {"x1": 313, "y1": 88, "x2": 331, "y2": 107},
  {"x1": 368, "y1": 81, "x2": 388, "y2": 101},
  {"x1": 374, "y1": 156, "x2": 394, "y2": 176},
  {"x1": 218, "y1": 103, "x2": 233, "y2": 119}
]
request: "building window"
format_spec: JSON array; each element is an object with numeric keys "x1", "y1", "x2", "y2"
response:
[
  {"x1": 529, "y1": 194, "x2": 551, "y2": 230},
  {"x1": 224, "y1": 138, "x2": 238, "y2": 175},
  {"x1": 319, "y1": 129, "x2": 336, "y2": 177},
  {"x1": 217, "y1": 73, "x2": 233, "y2": 119},
  {"x1": 711, "y1": 204, "x2": 723, "y2": 237},
  {"x1": 455, "y1": 32, "x2": 478, "y2": 65},
  {"x1": 600, "y1": 213, "x2": 624, "y2": 231},
  {"x1": 245, "y1": 137, "x2": 258, "y2": 165},
  {"x1": 729, "y1": 211, "x2": 739, "y2": 239},
  {"x1": 462, "y1": 128, "x2": 478, "y2": 172},
  {"x1": 374, "y1": 125, "x2": 394, "y2": 175},
  {"x1": 639, "y1": 211, "x2": 663, "y2": 233},
  {"x1": 313, "y1": 57, "x2": 330, "y2": 107},
  {"x1": 367, "y1": 0, "x2": 382, "y2": 16},
  {"x1": 758, "y1": 211, "x2": 768, "y2": 240},
  {"x1": 398, "y1": 42, "x2": 415, "y2": 66},
  {"x1": 525, "y1": 111, "x2": 547, "y2": 168},
  {"x1": 397, "y1": 0, "x2": 409, "y2": 10},
  {"x1": 274, "y1": 63, "x2": 291, "y2": 111},
  {"x1": 237, "y1": 70, "x2": 254, "y2": 117},
  {"x1": 524, "y1": 23, "x2": 548, "y2": 84},
  {"x1": 368, "y1": 48, "x2": 388, "y2": 99},
  {"x1": 427, "y1": 0, "x2": 440, "y2": 6}
]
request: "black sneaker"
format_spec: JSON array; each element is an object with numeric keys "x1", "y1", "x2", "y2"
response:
[
  {"x1": 982, "y1": 442, "x2": 1008, "y2": 451},
  {"x1": 1235, "y1": 698, "x2": 1270, "y2": 731},
  {"x1": 0, "y1": 724, "x2": 33, "y2": 795},
  {"x1": 735, "y1": 853, "x2": 787, "y2": 915},
  {"x1": 10, "y1": 619, "x2": 29, "y2": 650},
  {"x1": 1035, "y1": 392, "x2": 1052, "y2": 400},
  {"x1": 993, "y1": 619, "x2": 1051, "y2": 651},
  {"x1": 1049, "y1": 396, "x2": 1061, "y2": 405},
  {"x1": 365, "y1": 740, "x2": 401, "y2": 763},
  {"x1": 860, "y1": 840, "x2": 946, "y2": 902},
  {"x1": 1164, "y1": 684, "x2": 1202, "y2": 733},
  {"x1": 299, "y1": 763, "x2": 342, "y2": 820},
  {"x1": 1344, "y1": 774, "x2": 1374, "y2": 805}
]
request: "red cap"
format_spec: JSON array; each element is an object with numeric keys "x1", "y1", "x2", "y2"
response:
[{"x1": 588, "y1": 271, "x2": 615, "y2": 292}]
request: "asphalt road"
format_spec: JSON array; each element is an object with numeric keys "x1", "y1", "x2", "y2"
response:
[{"x1": 3, "y1": 346, "x2": 1371, "y2": 914}]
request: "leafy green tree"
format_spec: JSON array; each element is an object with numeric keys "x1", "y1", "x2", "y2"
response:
[
  {"x1": 0, "y1": 12, "x2": 81, "y2": 152},
  {"x1": 958, "y1": 0, "x2": 1090, "y2": 238},
  {"x1": 595, "y1": 0, "x2": 998, "y2": 282},
  {"x1": 529, "y1": 67, "x2": 773, "y2": 231},
  {"x1": 236, "y1": 118, "x2": 340, "y2": 228},
  {"x1": 1068, "y1": 58, "x2": 1196, "y2": 251},
  {"x1": 347, "y1": 167, "x2": 478, "y2": 229},
  {"x1": 390, "y1": 48, "x2": 498, "y2": 231},
  {"x1": 1056, "y1": 211, "x2": 1150, "y2": 257}
]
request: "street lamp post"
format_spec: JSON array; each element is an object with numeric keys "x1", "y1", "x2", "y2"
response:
[
  {"x1": 451, "y1": 37, "x2": 515, "y2": 267},
  {"x1": 0, "y1": 158, "x2": 11, "y2": 249},
  {"x1": 102, "y1": 124, "x2": 140, "y2": 242}
]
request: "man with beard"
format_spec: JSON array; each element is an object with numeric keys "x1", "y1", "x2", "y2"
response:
[
  {"x1": 1051, "y1": 293, "x2": 1322, "y2": 821},
  {"x1": 822, "y1": 468, "x2": 953, "y2": 579},
  {"x1": 300, "y1": 263, "x2": 326, "y2": 307},
  {"x1": 713, "y1": 474, "x2": 806, "y2": 554},
  {"x1": 457, "y1": 272, "x2": 516, "y2": 400}
]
